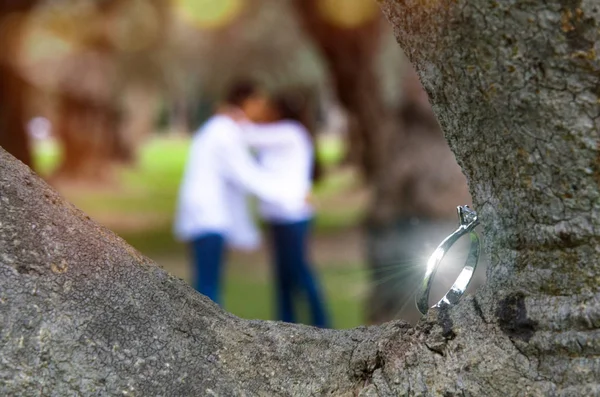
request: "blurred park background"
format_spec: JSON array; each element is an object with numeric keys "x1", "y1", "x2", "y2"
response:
[{"x1": 0, "y1": 0, "x2": 486, "y2": 329}]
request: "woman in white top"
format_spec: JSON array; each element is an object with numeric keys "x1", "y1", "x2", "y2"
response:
[{"x1": 244, "y1": 92, "x2": 329, "y2": 328}]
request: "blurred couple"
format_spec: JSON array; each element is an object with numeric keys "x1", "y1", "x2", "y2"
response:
[{"x1": 174, "y1": 81, "x2": 329, "y2": 328}]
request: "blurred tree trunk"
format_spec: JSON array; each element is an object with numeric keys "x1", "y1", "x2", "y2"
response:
[
  {"x1": 52, "y1": 0, "x2": 169, "y2": 182},
  {"x1": 293, "y1": 0, "x2": 472, "y2": 324},
  {"x1": 170, "y1": 94, "x2": 191, "y2": 135},
  {"x1": 51, "y1": 1, "x2": 127, "y2": 183},
  {"x1": 0, "y1": 65, "x2": 31, "y2": 167},
  {"x1": 0, "y1": 1, "x2": 39, "y2": 168},
  {"x1": 120, "y1": 84, "x2": 159, "y2": 154},
  {"x1": 293, "y1": 0, "x2": 385, "y2": 179},
  {"x1": 52, "y1": 46, "x2": 125, "y2": 183},
  {"x1": 53, "y1": 93, "x2": 124, "y2": 182}
]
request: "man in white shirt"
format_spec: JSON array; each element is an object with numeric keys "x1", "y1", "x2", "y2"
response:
[{"x1": 173, "y1": 82, "x2": 293, "y2": 305}]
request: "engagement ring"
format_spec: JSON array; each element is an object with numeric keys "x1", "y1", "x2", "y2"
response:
[{"x1": 416, "y1": 205, "x2": 481, "y2": 315}]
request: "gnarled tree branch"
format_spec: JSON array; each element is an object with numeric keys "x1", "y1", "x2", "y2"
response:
[{"x1": 1, "y1": 0, "x2": 599, "y2": 395}]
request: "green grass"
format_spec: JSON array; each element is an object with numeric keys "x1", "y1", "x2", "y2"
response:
[
  {"x1": 34, "y1": 134, "x2": 367, "y2": 329},
  {"x1": 224, "y1": 263, "x2": 366, "y2": 329}
]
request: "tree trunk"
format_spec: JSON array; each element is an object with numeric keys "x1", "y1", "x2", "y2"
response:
[
  {"x1": 51, "y1": 47, "x2": 125, "y2": 183},
  {"x1": 0, "y1": 64, "x2": 32, "y2": 168},
  {"x1": 52, "y1": 94, "x2": 123, "y2": 182},
  {"x1": 119, "y1": 85, "x2": 159, "y2": 161},
  {"x1": 378, "y1": 0, "x2": 600, "y2": 393},
  {"x1": 1, "y1": 1, "x2": 599, "y2": 396},
  {"x1": 50, "y1": 0, "x2": 164, "y2": 182},
  {"x1": 293, "y1": 0, "x2": 473, "y2": 324},
  {"x1": 293, "y1": 0, "x2": 386, "y2": 180},
  {"x1": 0, "y1": 1, "x2": 39, "y2": 168}
]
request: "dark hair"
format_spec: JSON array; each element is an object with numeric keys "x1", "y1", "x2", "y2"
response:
[
  {"x1": 273, "y1": 91, "x2": 324, "y2": 184},
  {"x1": 273, "y1": 93, "x2": 306, "y2": 123},
  {"x1": 224, "y1": 80, "x2": 258, "y2": 106}
]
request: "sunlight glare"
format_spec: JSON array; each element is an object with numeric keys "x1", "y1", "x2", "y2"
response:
[{"x1": 424, "y1": 247, "x2": 444, "y2": 278}]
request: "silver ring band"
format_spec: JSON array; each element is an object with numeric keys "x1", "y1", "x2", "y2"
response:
[{"x1": 416, "y1": 205, "x2": 481, "y2": 315}]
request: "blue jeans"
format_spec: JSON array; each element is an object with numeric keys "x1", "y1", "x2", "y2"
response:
[
  {"x1": 190, "y1": 233, "x2": 225, "y2": 305},
  {"x1": 268, "y1": 219, "x2": 329, "y2": 328}
]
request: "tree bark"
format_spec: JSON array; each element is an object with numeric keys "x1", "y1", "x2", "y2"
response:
[
  {"x1": 377, "y1": 0, "x2": 600, "y2": 393},
  {"x1": 1, "y1": 1, "x2": 599, "y2": 396},
  {"x1": 0, "y1": 146, "x2": 401, "y2": 396}
]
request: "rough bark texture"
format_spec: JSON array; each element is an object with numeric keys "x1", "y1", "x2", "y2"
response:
[
  {"x1": 0, "y1": 147, "x2": 403, "y2": 396},
  {"x1": 378, "y1": 0, "x2": 600, "y2": 394},
  {"x1": 1, "y1": 1, "x2": 599, "y2": 396}
]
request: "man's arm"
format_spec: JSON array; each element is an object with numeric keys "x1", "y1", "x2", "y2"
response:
[{"x1": 220, "y1": 127, "x2": 294, "y2": 204}]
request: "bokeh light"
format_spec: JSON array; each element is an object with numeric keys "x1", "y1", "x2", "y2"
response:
[
  {"x1": 18, "y1": 18, "x2": 75, "y2": 91},
  {"x1": 317, "y1": 0, "x2": 379, "y2": 29},
  {"x1": 174, "y1": 0, "x2": 245, "y2": 30}
]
